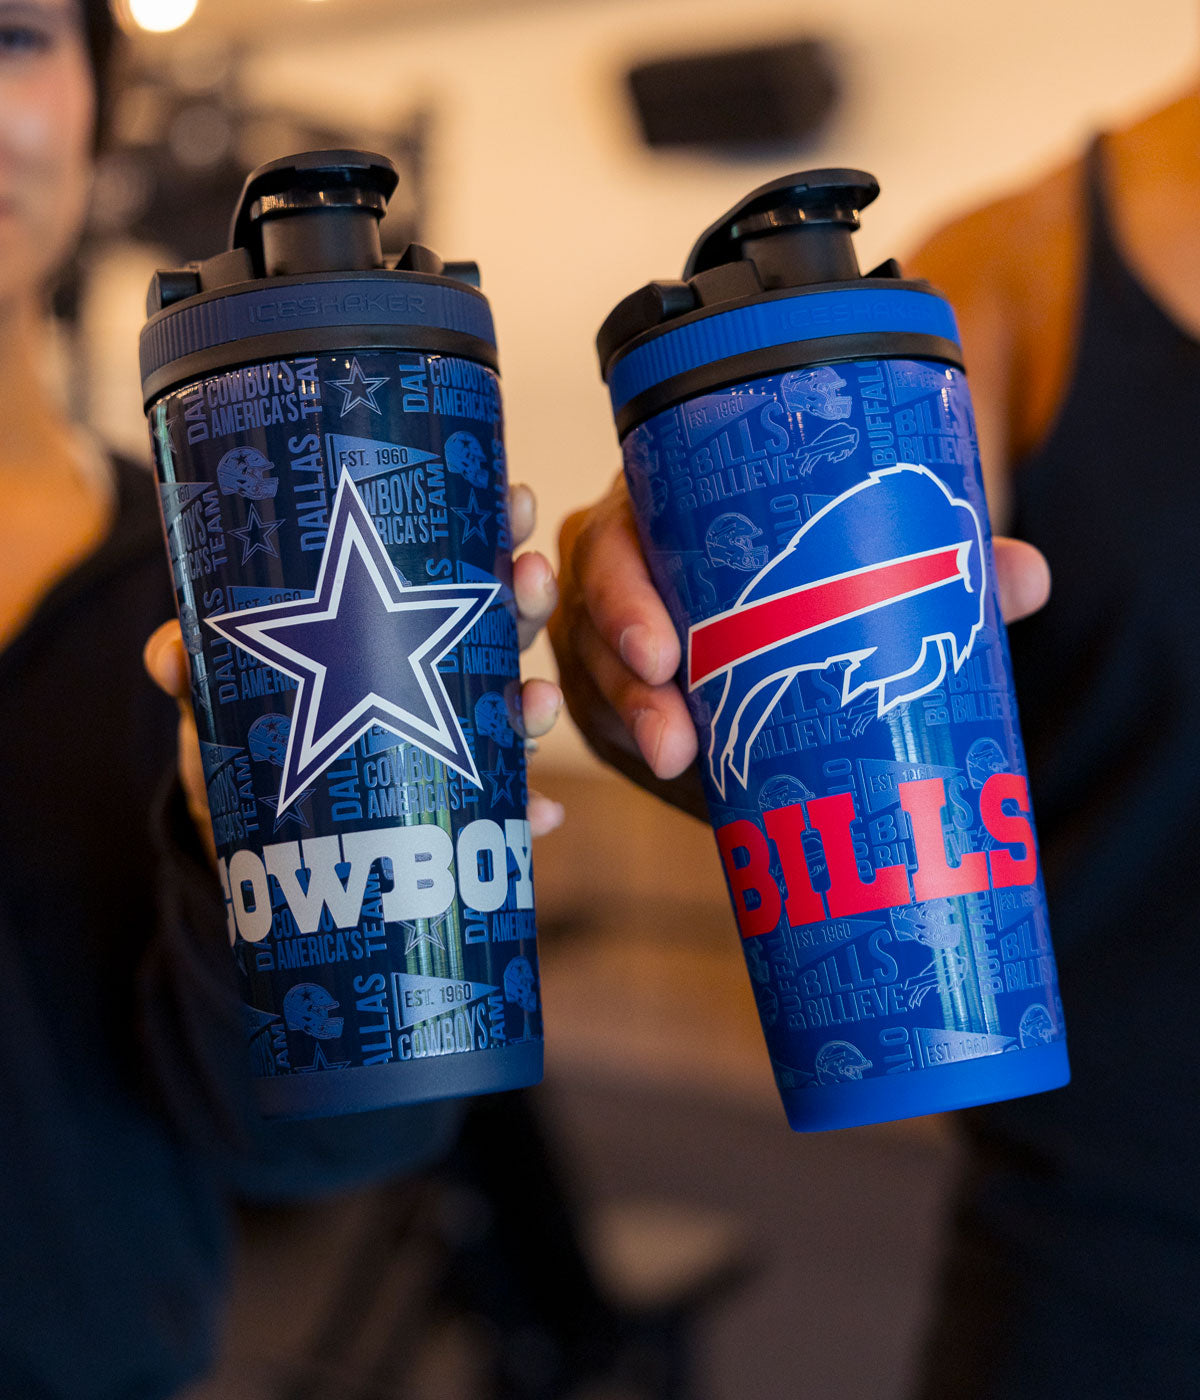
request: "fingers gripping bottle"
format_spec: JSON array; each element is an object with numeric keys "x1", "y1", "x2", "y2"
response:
[
  {"x1": 141, "y1": 151, "x2": 541, "y2": 1119},
  {"x1": 597, "y1": 170, "x2": 1068, "y2": 1131}
]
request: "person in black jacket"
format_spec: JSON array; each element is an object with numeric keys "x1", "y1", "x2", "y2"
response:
[
  {"x1": 549, "y1": 86, "x2": 1200, "y2": 1400},
  {"x1": 0, "y1": 5, "x2": 563, "y2": 1394}
]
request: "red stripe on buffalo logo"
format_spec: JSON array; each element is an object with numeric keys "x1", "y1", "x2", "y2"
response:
[{"x1": 687, "y1": 544, "x2": 968, "y2": 690}]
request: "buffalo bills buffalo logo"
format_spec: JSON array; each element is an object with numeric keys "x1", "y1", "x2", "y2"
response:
[{"x1": 688, "y1": 465, "x2": 986, "y2": 798}]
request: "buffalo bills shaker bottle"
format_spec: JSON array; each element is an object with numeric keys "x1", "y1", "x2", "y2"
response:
[
  {"x1": 140, "y1": 151, "x2": 541, "y2": 1119},
  {"x1": 597, "y1": 170, "x2": 1068, "y2": 1130}
]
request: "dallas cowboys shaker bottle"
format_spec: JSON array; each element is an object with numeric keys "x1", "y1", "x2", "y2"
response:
[
  {"x1": 141, "y1": 151, "x2": 541, "y2": 1119},
  {"x1": 597, "y1": 170, "x2": 1068, "y2": 1130}
]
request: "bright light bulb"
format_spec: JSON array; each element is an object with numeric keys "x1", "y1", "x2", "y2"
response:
[{"x1": 126, "y1": 0, "x2": 199, "y2": 33}]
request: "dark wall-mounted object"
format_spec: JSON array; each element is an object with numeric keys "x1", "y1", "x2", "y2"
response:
[
  {"x1": 626, "y1": 39, "x2": 839, "y2": 155},
  {"x1": 54, "y1": 60, "x2": 429, "y2": 328}
]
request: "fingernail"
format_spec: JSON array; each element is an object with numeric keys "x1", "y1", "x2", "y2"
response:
[
  {"x1": 619, "y1": 624, "x2": 657, "y2": 678},
  {"x1": 633, "y1": 709, "x2": 664, "y2": 771},
  {"x1": 510, "y1": 482, "x2": 535, "y2": 520},
  {"x1": 538, "y1": 802, "x2": 566, "y2": 835}
]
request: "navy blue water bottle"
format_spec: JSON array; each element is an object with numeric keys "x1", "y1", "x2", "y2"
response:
[
  {"x1": 140, "y1": 151, "x2": 541, "y2": 1119},
  {"x1": 597, "y1": 170, "x2": 1068, "y2": 1131}
]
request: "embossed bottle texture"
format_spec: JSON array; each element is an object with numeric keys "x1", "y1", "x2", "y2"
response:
[
  {"x1": 152, "y1": 349, "x2": 541, "y2": 1099},
  {"x1": 625, "y1": 358, "x2": 1064, "y2": 1099}
]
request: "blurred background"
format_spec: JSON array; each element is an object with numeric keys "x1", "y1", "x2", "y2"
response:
[{"x1": 85, "y1": 2, "x2": 1198, "y2": 1396}]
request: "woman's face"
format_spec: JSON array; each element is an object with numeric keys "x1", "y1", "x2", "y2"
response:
[{"x1": 0, "y1": 0, "x2": 94, "y2": 314}]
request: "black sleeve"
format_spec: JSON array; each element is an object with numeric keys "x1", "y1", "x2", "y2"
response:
[{"x1": 140, "y1": 773, "x2": 463, "y2": 1202}]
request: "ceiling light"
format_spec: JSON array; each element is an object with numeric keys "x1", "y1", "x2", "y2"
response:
[{"x1": 124, "y1": 0, "x2": 199, "y2": 34}]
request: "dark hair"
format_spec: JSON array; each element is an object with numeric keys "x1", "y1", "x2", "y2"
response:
[{"x1": 78, "y1": 0, "x2": 119, "y2": 150}]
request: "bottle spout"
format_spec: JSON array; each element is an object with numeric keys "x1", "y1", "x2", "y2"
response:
[
  {"x1": 684, "y1": 168, "x2": 880, "y2": 289},
  {"x1": 229, "y1": 149, "x2": 400, "y2": 277}
]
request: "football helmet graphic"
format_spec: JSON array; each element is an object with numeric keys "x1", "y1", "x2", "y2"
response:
[
  {"x1": 815, "y1": 1040, "x2": 873, "y2": 1084},
  {"x1": 781, "y1": 366, "x2": 853, "y2": 420},
  {"x1": 218, "y1": 445, "x2": 278, "y2": 500},
  {"x1": 503, "y1": 956, "x2": 537, "y2": 1013},
  {"x1": 445, "y1": 431, "x2": 489, "y2": 488},
  {"x1": 283, "y1": 983, "x2": 344, "y2": 1040},
  {"x1": 705, "y1": 512, "x2": 769, "y2": 571}
]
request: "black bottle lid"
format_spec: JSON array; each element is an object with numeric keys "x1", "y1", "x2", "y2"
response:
[
  {"x1": 230, "y1": 148, "x2": 399, "y2": 278},
  {"x1": 141, "y1": 149, "x2": 497, "y2": 407},
  {"x1": 597, "y1": 168, "x2": 888, "y2": 378},
  {"x1": 684, "y1": 167, "x2": 878, "y2": 283}
]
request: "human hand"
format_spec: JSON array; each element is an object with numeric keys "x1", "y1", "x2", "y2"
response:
[
  {"x1": 143, "y1": 482, "x2": 566, "y2": 866},
  {"x1": 549, "y1": 471, "x2": 1051, "y2": 822}
]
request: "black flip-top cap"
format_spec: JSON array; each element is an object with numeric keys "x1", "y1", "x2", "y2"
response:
[
  {"x1": 597, "y1": 168, "x2": 883, "y2": 378},
  {"x1": 141, "y1": 146, "x2": 499, "y2": 406},
  {"x1": 684, "y1": 167, "x2": 879, "y2": 278},
  {"x1": 230, "y1": 148, "x2": 399, "y2": 276}
]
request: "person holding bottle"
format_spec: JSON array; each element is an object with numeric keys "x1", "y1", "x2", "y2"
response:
[
  {"x1": 550, "y1": 89, "x2": 1200, "y2": 1397},
  {"x1": 0, "y1": 4, "x2": 562, "y2": 1394}
]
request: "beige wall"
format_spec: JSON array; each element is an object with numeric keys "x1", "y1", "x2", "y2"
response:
[{"x1": 99, "y1": 0, "x2": 1199, "y2": 769}]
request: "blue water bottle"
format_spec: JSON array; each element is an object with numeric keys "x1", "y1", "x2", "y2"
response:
[
  {"x1": 597, "y1": 170, "x2": 1069, "y2": 1131},
  {"x1": 141, "y1": 151, "x2": 541, "y2": 1119}
]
